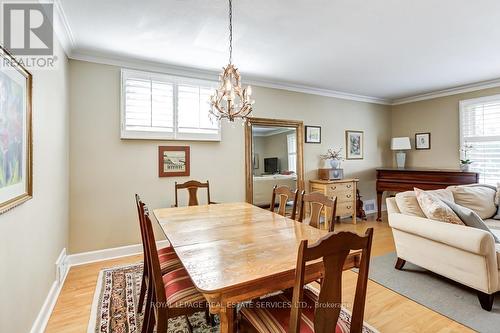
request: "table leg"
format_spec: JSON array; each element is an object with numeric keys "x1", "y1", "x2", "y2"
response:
[
  {"x1": 376, "y1": 191, "x2": 383, "y2": 221},
  {"x1": 219, "y1": 304, "x2": 236, "y2": 333}
]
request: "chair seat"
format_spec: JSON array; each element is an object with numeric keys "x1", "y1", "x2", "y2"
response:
[
  {"x1": 159, "y1": 251, "x2": 183, "y2": 274},
  {"x1": 240, "y1": 290, "x2": 352, "y2": 333},
  {"x1": 162, "y1": 267, "x2": 206, "y2": 309},
  {"x1": 158, "y1": 245, "x2": 176, "y2": 256}
]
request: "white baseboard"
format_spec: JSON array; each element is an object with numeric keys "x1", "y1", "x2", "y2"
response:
[
  {"x1": 66, "y1": 240, "x2": 170, "y2": 267},
  {"x1": 30, "y1": 248, "x2": 69, "y2": 333},
  {"x1": 29, "y1": 240, "x2": 169, "y2": 333}
]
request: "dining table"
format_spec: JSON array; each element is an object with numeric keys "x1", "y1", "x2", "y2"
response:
[{"x1": 153, "y1": 202, "x2": 362, "y2": 333}]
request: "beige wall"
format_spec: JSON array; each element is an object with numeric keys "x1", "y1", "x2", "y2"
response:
[
  {"x1": 69, "y1": 59, "x2": 392, "y2": 253},
  {"x1": 0, "y1": 41, "x2": 69, "y2": 332},
  {"x1": 391, "y1": 87, "x2": 500, "y2": 168}
]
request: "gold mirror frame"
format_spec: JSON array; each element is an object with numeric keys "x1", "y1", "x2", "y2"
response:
[{"x1": 244, "y1": 117, "x2": 304, "y2": 204}]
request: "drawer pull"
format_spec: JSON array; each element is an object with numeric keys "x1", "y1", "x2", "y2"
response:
[
  {"x1": 346, "y1": 185, "x2": 352, "y2": 188},
  {"x1": 346, "y1": 194, "x2": 352, "y2": 198},
  {"x1": 346, "y1": 206, "x2": 352, "y2": 209},
  {"x1": 331, "y1": 186, "x2": 337, "y2": 190}
]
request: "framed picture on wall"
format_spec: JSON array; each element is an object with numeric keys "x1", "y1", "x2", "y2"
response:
[
  {"x1": 158, "y1": 146, "x2": 190, "y2": 177},
  {"x1": 415, "y1": 132, "x2": 431, "y2": 150},
  {"x1": 305, "y1": 126, "x2": 321, "y2": 143},
  {"x1": 0, "y1": 46, "x2": 33, "y2": 214},
  {"x1": 345, "y1": 130, "x2": 364, "y2": 160}
]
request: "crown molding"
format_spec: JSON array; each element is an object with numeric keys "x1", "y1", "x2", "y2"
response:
[
  {"x1": 69, "y1": 50, "x2": 391, "y2": 105},
  {"x1": 67, "y1": 50, "x2": 500, "y2": 107},
  {"x1": 391, "y1": 78, "x2": 500, "y2": 105},
  {"x1": 45, "y1": 0, "x2": 76, "y2": 57}
]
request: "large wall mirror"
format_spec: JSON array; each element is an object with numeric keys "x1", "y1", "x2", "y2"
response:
[{"x1": 245, "y1": 117, "x2": 304, "y2": 205}]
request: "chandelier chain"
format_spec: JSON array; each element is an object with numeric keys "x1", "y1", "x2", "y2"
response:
[{"x1": 228, "y1": 0, "x2": 233, "y2": 64}]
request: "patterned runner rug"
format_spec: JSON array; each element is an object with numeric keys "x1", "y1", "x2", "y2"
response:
[
  {"x1": 87, "y1": 263, "x2": 217, "y2": 333},
  {"x1": 88, "y1": 263, "x2": 379, "y2": 333}
]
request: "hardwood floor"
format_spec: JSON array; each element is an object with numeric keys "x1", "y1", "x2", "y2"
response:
[{"x1": 45, "y1": 213, "x2": 473, "y2": 333}]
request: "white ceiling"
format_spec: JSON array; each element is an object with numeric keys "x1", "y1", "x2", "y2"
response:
[{"x1": 59, "y1": 0, "x2": 500, "y2": 102}]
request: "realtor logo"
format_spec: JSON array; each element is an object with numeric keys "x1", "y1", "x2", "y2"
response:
[{"x1": 3, "y1": 3, "x2": 53, "y2": 55}]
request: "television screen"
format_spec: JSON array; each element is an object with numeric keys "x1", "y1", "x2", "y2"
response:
[{"x1": 264, "y1": 157, "x2": 279, "y2": 174}]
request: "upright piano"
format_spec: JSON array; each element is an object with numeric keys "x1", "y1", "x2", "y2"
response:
[{"x1": 376, "y1": 168, "x2": 479, "y2": 221}]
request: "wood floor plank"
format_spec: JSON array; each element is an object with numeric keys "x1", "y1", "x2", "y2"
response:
[{"x1": 45, "y1": 213, "x2": 472, "y2": 332}]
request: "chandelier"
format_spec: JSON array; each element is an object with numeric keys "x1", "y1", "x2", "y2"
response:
[{"x1": 209, "y1": 0, "x2": 254, "y2": 122}]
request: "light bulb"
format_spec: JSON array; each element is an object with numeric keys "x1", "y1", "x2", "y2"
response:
[{"x1": 224, "y1": 79, "x2": 232, "y2": 91}]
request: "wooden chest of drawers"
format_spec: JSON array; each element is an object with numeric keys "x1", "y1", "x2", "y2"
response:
[{"x1": 309, "y1": 178, "x2": 358, "y2": 224}]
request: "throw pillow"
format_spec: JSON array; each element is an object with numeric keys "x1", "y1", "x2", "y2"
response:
[
  {"x1": 414, "y1": 188, "x2": 464, "y2": 225},
  {"x1": 443, "y1": 200, "x2": 500, "y2": 243},
  {"x1": 494, "y1": 183, "x2": 500, "y2": 220},
  {"x1": 395, "y1": 188, "x2": 454, "y2": 218},
  {"x1": 447, "y1": 185, "x2": 497, "y2": 219},
  {"x1": 395, "y1": 191, "x2": 425, "y2": 217}
]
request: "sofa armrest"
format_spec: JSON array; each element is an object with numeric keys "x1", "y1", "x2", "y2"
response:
[{"x1": 388, "y1": 213, "x2": 495, "y2": 256}]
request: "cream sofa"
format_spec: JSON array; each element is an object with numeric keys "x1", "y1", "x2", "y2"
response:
[{"x1": 387, "y1": 185, "x2": 500, "y2": 311}]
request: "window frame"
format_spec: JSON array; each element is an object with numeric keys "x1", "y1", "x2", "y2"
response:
[
  {"x1": 287, "y1": 133, "x2": 297, "y2": 173},
  {"x1": 120, "y1": 69, "x2": 221, "y2": 141},
  {"x1": 459, "y1": 93, "x2": 500, "y2": 184}
]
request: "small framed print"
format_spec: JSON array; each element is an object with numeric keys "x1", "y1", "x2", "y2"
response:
[
  {"x1": 415, "y1": 132, "x2": 431, "y2": 150},
  {"x1": 345, "y1": 130, "x2": 364, "y2": 160},
  {"x1": 305, "y1": 126, "x2": 321, "y2": 143},
  {"x1": 159, "y1": 146, "x2": 190, "y2": 177}
]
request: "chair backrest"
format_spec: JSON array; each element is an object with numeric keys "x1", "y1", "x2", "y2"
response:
[
  {"x1": 297, "y1": 191, "x2": 337, "y2": 232},
  {"x1": 135, "y1": 194, "x2": 150, "y2": 272},
  {"x1": 142, "y1": 203, "x2": 168, "y2": 305},
  {"x1": 289, "y1": 229, "x2": 374, "y2": 333},
  {"x1": 269, "y1": 185, "x2": 299, "y2": 219},
  {"x1": 174, "y1": 180, "x2": 211, "y2": 207}
]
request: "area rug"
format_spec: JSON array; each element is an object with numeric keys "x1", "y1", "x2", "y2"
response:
[
  {"x1": 368, "y1": 252, "x2": 500, "y2": 333},
  {"x1": 87, "y1": 263, "x2": 217, "y2": 333},
  {"x1": 88, "y1": 263, "x2": 379, "y2": 333}
]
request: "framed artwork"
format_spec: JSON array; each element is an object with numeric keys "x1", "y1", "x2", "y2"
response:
[
  {"x1": 305, "y1": 126, "x2": 321, "y2": 143},
  {"x1": 158, "y1": 146, "x2": 190, "y2": 177},
  {"x1": 0, "y1": 46, "x2": 33, "y2": 214},
  {"x1": 415, "y1": 132, "x2": 431, "y2": 150},
  {"x1": 345, "y1": 130, "x2": 364, "y2": 160}
]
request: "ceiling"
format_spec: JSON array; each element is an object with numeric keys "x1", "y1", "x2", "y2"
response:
[{"x1": 59, "y1": 0, "x2": 500, "y2": 102}]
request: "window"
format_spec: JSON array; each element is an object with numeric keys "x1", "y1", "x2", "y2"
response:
[
  {"x1": 460, "y1": 94, "x2": 500, "y2": 184},
  {"x1": 287, "y1": 133, "x2": 297, "y2": 173},
  {"x1": 121, "y1": 69, "x2": 220, "y2": 141}
]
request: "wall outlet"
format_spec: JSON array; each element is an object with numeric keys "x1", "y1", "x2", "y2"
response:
[
  {"x1": 363, "y1": 199, "x2": 376, "y2": 213},
  {"x1": 55, "y1": 248, "x2": 69, "y2": 285}
]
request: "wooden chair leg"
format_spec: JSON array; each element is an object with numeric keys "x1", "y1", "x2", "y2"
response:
[
  {"x1": 141, "y1": 279, "x2": 154, "y2": 333},
  {"x1": 138, "y1": 272, "x2": 147, "y2": 313},
  {"x1": 395, "y1": 257, "x2": 406, "y2": 270},
  {"x1": 477, "y1": 291, "x2": 494, "y2": 311},
  {"x1": 185, "y1": 314, "x2": 193, "y2": 333},
  {"x1": 156, "y1": 308, "x2": 167, "y2": 333}
]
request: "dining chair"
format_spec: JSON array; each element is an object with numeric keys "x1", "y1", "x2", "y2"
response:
[
  {"x1": 269, "y1": 185, "x2": 299, "y2": 219},
  {"x1": 135, "y1": 194, "x2": 182, "y2": 313},
  {"x1": 297, "y1": 191, "x2": 337, "y2": 232},
  {"x1": 239, "y1": 228, "x2": 374, "y2": 333},
  {"x1": 141, "y1": 204, "x2": 210, "y2": 333},
  {"x1": 174, "y1": 180, "x2": 216, "y2": 207}
]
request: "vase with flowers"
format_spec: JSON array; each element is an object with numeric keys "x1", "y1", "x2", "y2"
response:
[
  {"x1": 320, "y1": 148, "x2": 343, "y2": 169},
  {"x1": 460, "y1": 144, "x2": 474, "y2": 172}
]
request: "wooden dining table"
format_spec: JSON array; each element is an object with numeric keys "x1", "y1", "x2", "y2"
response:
[{"x1": 153, "y1": 202, "x2": 361, "y2": 333}]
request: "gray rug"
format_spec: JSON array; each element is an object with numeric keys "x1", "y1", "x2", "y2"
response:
[{"x1": 368, "y1": 253, "x2": 500, "y2": 333}]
